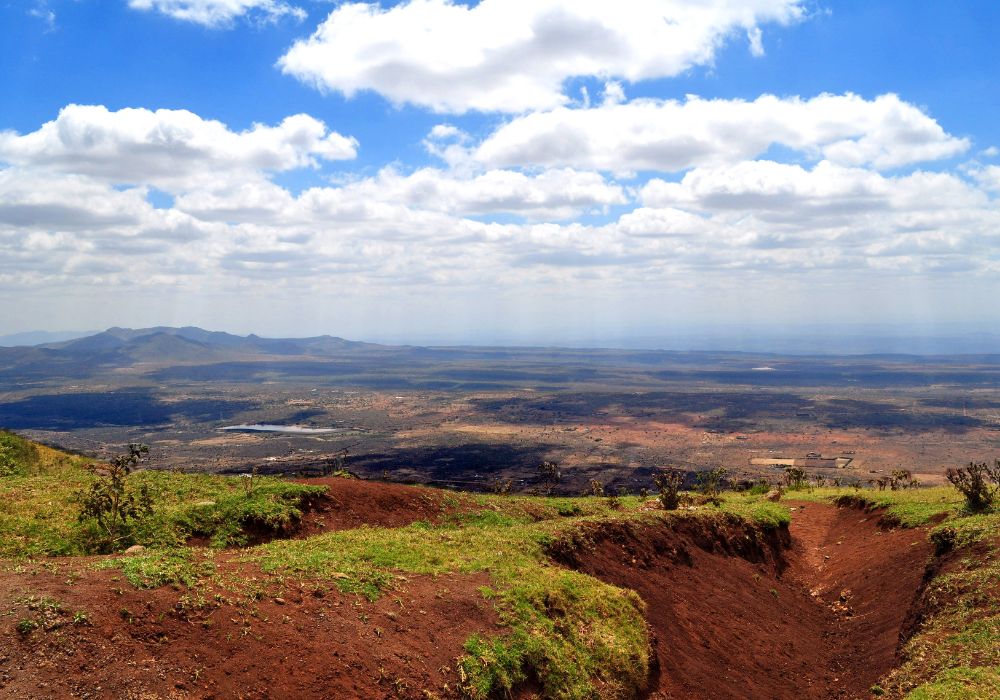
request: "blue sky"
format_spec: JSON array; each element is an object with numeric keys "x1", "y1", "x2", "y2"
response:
[{"x1": 1, "y1": 1, "x2": 999, "y2": 346}]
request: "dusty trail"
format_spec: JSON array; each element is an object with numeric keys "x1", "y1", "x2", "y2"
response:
[{"x1": 567, "y1": 501, "x2": 932, "y2": 700}]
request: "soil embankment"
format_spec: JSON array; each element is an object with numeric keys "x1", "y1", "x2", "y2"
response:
[
  {"x1": 559, "y1": 502, "x2": 931, "y2": 700},
  {"x1": 292, "y1": 476, "x2": 472, "y2": 536},
  {"x1": 0, "y1": 480, "x2": 495, "y2": 700}
]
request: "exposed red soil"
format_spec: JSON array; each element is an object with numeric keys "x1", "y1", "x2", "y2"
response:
[
  {"x1": 556, "y1": 502, "x2": 932, "y2": 700},
  {"x1": 0, "y1": 483, "x2": 935, "y2": 700},
  {"x1": 0, "y1": 561, "x2": 499, "y2": 699},
  {"x1": 0, "y1": 479, "x2": 500, "y2": 699},
  {"x1": 292, "y1": 477, "x2": 473, "y2": 536}
]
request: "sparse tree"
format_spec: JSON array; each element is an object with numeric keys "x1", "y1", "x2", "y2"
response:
[
  {"x1": 490, "y1": 477, "x2": 514, "y2": 496},
  {"x1": 889, "y1": 469, "x2": 918, "y2": 490},
  {"x1": 322, "y1": 449, "x2": 349, "y2": 477},
  {"x1": 537, "y1": 461, "x2": 561, "y2": 494},
  {"x1": 78, "y1": 444, "x2": 153, "y2": 551}
]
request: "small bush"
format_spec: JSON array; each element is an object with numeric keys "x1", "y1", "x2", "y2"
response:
[
  {"x1": 77, "y1": 444, "x2": 154, "y2": 552},
  {"x1": 784, "y1": 467, "x2": 807, "y2": 490},
  {"x1": 696, "y1": 467, "x2": 727, "y2": 500},
  {"x1": 652, "y1": 469, "x2": 684, "y2": 510},
  {"x1": 16, "y1": 618, "x2": 38, "y2": 635},
  {"x1": 490, "y1": 478, "x2": 514, "y2": 496},
  {"x1": 946, "y1": 461, "x2": 1000, "y2": 512},
  {"x1": 889, "y1": 469, "x2": 919, "y2": 490},
  {"x1": 929, "y1": 527, "x2": 957, "y2": 555}
]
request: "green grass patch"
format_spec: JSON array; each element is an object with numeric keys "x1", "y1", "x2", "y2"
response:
[
  {"x1": 0, "y1": 431, "x2": 41, "y2": 477},
  {"x1": 715, "y1": 492, "x2": 792, "y2": 528},
  {"x1": 906, "y1": 666, "x2": 1000, "y2": 699},
  {"x1": 783, "y1": 486, "x2": 964, "y2": 527},
  {"x1": 0, "y1": 436, "x2": 325, "y2": 557},
  {"x1": 871, "y1": 494, "x2": 1000, "y2": 696},
  {"x1": 97, "y1": 548, "x2": 217, "y2": 589}
]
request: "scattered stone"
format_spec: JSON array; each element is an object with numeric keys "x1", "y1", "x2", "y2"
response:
[
  {"x1": 123, "y1": 545, "x2": 146, "y2": 556},
  {"x1": 764, "y1": 489, "x2": 782, "y2": 502}
]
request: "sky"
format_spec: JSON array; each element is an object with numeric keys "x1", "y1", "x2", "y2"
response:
[{"x1": 1, "y1": 0, "x2": 1000, "y2": 348}]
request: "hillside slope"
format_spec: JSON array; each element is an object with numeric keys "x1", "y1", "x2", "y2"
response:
[{"x1": 0, "y1": 434, "x2": 997, "y2": 698}]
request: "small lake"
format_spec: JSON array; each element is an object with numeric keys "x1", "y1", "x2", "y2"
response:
[{"x1": 221, "y1": 424, "x2": 344, "y2": 434}]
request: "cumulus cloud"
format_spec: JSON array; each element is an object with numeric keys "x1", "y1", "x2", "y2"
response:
[
  {"x1": 640, "y1": 160, "x2": 988, "y2": 217},
  {"x1": 177, "y1": 167, "x2": 627, "y2": 222},
  {"x1": 0, "y1": 105, "x2": 357, "y2": 193},
  {"x1": 278, "y1": 0, "x2": 805, "y2": 113},
  {"x1": 127, "y1": 0, "x2": 305, "y2": 26},
  {"x1": 4, "y1": 99, "x2": 998, "y2": 322},
  {"x1": 969, "y1": 165, "x2": 1000, "y2": 193},
  {"x1": 476, "y1": 93, "x2": 969, "y2": 172},
  {"x1": 341, "y1": 167, "x2": 628, "y2": 220},
  {"x1": 0, "y1": 169, "x2": 152, "y2": 230}
]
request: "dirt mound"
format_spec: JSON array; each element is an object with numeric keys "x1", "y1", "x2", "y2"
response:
[
  {"x1": 0, "y1": 563, "x2": 499, "y2": 699},
  {"x1": 555, "y1": 503, "x2": 931, "y2": 700},
  {"x1": 293, "y1": 477, "x2": 471, "y2": 536}
]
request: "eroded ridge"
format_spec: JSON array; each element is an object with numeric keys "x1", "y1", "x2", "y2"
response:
[{"x1": 556, "y1": 503, "x2": 931, "y2": 700}]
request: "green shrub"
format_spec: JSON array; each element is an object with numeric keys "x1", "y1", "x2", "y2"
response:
[
  {"x1": 946, "y1": 461, "x2": 1000, "y2": 512},
  {"x1": 696, "y1": 467, "x2": 728, "y2": 500},
  {"x1": 77, "y1": 444, "x2": 153, "y2": 552},
  {"x1": 784, "y1": 467, "x2": 807, "y2": 490},
  {"x1": 653, "y1": 468, "x2": 684, "y2": 510}
]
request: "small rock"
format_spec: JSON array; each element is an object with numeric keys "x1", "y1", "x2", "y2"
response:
[
  {"x1": 123, "y1": 545, "x2": 146, "y2": 556},
  {"x1": 764, "y1": 489, "x2": 782, "y2": 502}
]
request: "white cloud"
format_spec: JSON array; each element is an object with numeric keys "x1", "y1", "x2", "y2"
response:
[
  {"x1": 28, "y1": 2, "x2": 56, "y2": 29},
  {"x1": 0, "y1": 169, "x2": 152, "y2": 230},
  {"x1": 0, "y1": 105, "x2": 357, "y2": 194},
  {"x1": 177, "y1": 167, "x2": 628, "y2": 222},
  {"x1": 970, "y1": 165, "x2": 1000, "y2": 193},
  {"x1": 602, "y1": 81, "x2": 626, "y2": 107},
  {"x1": 746, "y1": 26, "x2": 765, "y2": 57},
  {"x1": 4, "y1": 99, "x2": 999, "y2": 332},
  {"x1": 279, "y1": 0, "x2": 805, "y2": 113},
  {"x1": 640, "y1": 160, "x2": 989, "y2": 216},
  {"x1": 127, "y1": 0, "x2": 305, "y2": 26},
  {"x1": 475, "y1": 93, "x2": 969, "y2": 172}
]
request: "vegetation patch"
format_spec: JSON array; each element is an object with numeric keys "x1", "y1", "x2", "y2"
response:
[
  {"x1": 97, "y1": 548, "x2": 217, "y2": 589},
  {"x1": 787, "y1": 486, "x2": 964, "y2": 527},
  {"x1": 0, "y1": 430, "x2": 41, "y2": 477},
  {"x1": 0, "y1": 434, "x2": 325, "y2": 557}
]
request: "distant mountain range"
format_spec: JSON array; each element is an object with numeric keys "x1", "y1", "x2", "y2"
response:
[
  {"x1": 43, "y1": 326, "x2": 373, "y2": 356},
  {"x1": 4, "y1": 325, "x2": 1000, "y2": 392},
  {"x1": 0, "y1": 326, "x2": 390, "y2": 384}
]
